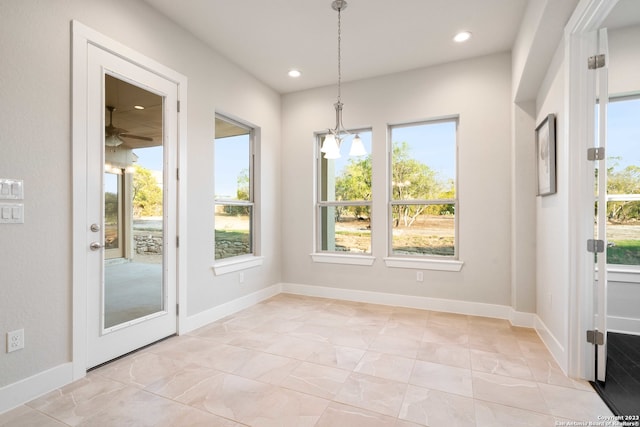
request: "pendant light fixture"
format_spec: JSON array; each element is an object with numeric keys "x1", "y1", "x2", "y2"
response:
[{"x1": 320, "y1": 0, "x2": 367, "y2": 160}]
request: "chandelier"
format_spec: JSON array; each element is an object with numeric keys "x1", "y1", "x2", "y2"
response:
[{"x1": 320, "y1": 0, "x2": 367, "y2": 159}]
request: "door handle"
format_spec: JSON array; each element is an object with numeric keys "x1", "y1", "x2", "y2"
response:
[{"x1": 89, "y1": 242, "x2": 103, "y2": 251}]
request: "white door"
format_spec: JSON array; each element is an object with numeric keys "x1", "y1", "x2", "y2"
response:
[
  {"x1": 592, "y1": 28, "x2": 609, "y2": 382},
  {"x1": 86, "y1": 44, "x2": 178, "y2": 368}
]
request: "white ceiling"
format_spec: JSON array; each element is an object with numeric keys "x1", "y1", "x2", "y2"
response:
[{"x1": 143, "y1": 0, "x2": 529, "y2": 94}]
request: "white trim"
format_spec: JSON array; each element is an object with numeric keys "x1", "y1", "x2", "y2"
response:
[
  {"x1": 281, "y1": 282, "x2": 533, "y2": 325},
  {"x1": 608, "y1": 315, "x2": 640, "y2": 336},
  {"x1": 310, "y1": 253, "x2": 375, "y2": 266},
  {"x1": 213, "y1": 256, "x2": 265, "y2": 275},
  {"x1": 565, "y1": 0, "x2": 622, "y2": 381},
  {"x1": 535, "y1": 315, "x2": 568, "y2": 373},
  {"x1": 384, "y1": 257, "x2": 464, "y2": 272},
  {"x1": 0, "y1": 363, "x2": 73, "y2": 415},
  {"x1": 182, "y1": 284, "x2": 281, "y2": 332},
  {"x1": 607, "y1": 267, "x2": 640, "y2": 283},
  {"x1": 72, "y1": 20, "x2": 188, "y2": 375}
]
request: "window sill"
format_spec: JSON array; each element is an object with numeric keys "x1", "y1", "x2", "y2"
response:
[
  {"x1": 607, "y1": 265, "x2": 640, "y2": 283},
  {"x1": 213, "y1": 255, "x2": 264, "y2": 275},
  {"x1": 311, "y1": 253, "x2": 375, "y2": 266},
  {"x1": 384, "y1": 257, "x2": 464, "y2": 272}
]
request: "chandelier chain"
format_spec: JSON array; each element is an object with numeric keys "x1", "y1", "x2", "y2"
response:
[{"x1": 337, "y1": 5, "x2": 342, "y2": 103}]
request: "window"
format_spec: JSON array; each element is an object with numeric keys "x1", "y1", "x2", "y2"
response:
[
  {"x1": 214, "y1": 115, "x2": 255, "y2": 262},
  {"x1": 389, "y1": 118, "x2": 458, "y2": 258},
  {"x1": 605, "y1": 96, "x2": 640, "y2": 267},
  {"x1": 316, "y1": 130, "x2": 372, "y2": 255}
]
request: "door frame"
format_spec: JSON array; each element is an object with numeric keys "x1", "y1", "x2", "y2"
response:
[
  {"x1": 566, "y1": 0, "x2": 619, "y2": 380},
  {"x1": 71, "y1": 21, "x2": 188, "y2": 380}
]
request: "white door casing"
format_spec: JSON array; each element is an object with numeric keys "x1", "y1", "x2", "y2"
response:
[{"x1": 72, "y1": 21, "x2": 188, "y2": 378}]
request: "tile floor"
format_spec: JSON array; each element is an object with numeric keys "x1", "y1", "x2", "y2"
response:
[{"x1": 1, "y1": 294, "x2": 612, "y2": 426}]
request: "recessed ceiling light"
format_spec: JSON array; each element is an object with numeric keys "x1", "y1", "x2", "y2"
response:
[
  {"x1": 288, "y1": 69, "x2": 302, "y2": 78},
  {"x1": 134, "y1": 105, "x2": 145, "y2": 110},
  {"x1": 453, "y1": 31, "x2": 472, "y2": 43}
]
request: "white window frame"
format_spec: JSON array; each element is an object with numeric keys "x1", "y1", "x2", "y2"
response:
[
  {"x1": 213, "y1": 114, "x2": 263, "y2": 275},
  {"x1": 604, "y1": 94, "x2": 640, "y2": 275},
  {"x1": 312, "y1": 129, "x2": 375, "y2": 266},
  {"x1": 385, "y1": 117, "x2": 463, "y2": 272}
]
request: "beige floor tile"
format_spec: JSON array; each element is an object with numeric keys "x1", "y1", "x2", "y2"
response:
[
  {"x1": 330, "y1": 324, "x2": 380, "y2": 349},
  {"x1": 168, "y1": 372, "x2": 271, "y2": 421},
  {"x1": 469, "y1": 333, "x2": 523, "y2": 356},
  {"x1": 399, "y1": 384, "x2": 475, "y2": 427},
  {"x1": 417, "y1": 341, "x2": 471, "y2": 369},
  {"x1": 0, "y1": 405, "x2": 67, "y2": 427},
  {"x1": 150, "y1": 336, "x2": 257, "y2": 373},
  {"x1": 144, "y1": 364, "x2": 224, "y2": 399},
  {"x1": 421, "y1": 323, "x2": 470, "y2": 346},
  {"x1": 305, "y1": 342, "x2": 367, "y2": 370},
  {"x1": 280, "y1": 361, "x2": 350, "y2": 399},
  {"x1": 409, "y1": 360, "x2": 473, "y2": 397},
  {"x1": 474, "y1": 399, "x2": 557, "y2": 427},
  {"x1": 538, "y1": 383, "x2": 613, "y2": 421},
  {"x1": 472, "y1": 371, "x2": 549, "y2": 413},
  {"x1": 470, "y1": 348, "x2": 534, "y2": 380},
  {"x1": 26, "y1": 374, "x2": 140, "y2": 426},
  {"x1": 379, "y1": 321, "x2": 427, "y2": 340},
  {"x1": 354, "y1": 351, "x2": 415, "y2": 383},
  {"x1": 9, "y1": 294, "x2": 614, "y2": 427},
  {"x1": 77, "y1": 388, "x2": 242, "y2": 427},
  {"x1": 264, "y1": 334, "x2": 326, "y2": 360},
  {"x1": 526, "y1": 357, "x2": 594, "y2": 391},
  {"x1": 232, "y1": 351, "x2": 300, "y2": 384},
  {"x1": 315, "y1": 402, "x2": 398, "y2": 427},
  {"x1": 335, "y1": 373, "x2": 407, "y2": 417},
  {"x1": 93, "y1": 351, "x2": 191, "y2": 388},
  {"x1": 369, "y1": 334, "x2": 422, "y2": 359},
  {"x1": 239, "y1": 387, "x2": 330, "y2": 427}
]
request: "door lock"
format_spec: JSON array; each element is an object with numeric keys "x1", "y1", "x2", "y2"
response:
[
  {"x1": 90, "y1": 223, "x2": 101, "y2": 232},
  {"x1": 89, "y1": 242, "x2": 103, "y2": 251}
]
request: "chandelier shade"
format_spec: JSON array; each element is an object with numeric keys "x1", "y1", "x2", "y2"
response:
[{"x1": 323, "y1": 0, "x2": 366, "y2": 160}]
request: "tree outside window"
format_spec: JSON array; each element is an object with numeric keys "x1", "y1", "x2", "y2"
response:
[
  {"x1": 317, "y1": 131, "x2": 372, "y2": 254},
  {"x1": 214, "y1": 115, "x2": 255, "y2": 261},
  {"x1": 389, "y1": 119, "x2": 458, "y2": 258}
]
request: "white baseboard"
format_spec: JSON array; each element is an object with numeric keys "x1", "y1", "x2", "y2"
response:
[
  {"x1": 534, "y1": 315, "x2": 567, "y2": 372},
  {"x1": 182, "y1": 284, "x2": 282, "y2": 333},
  {"x1": 608, "y1": 315, "x2": 640, "y2": 336},
  {"x1": 0, "y1": 362, "x2": 73, "y2": 415},
  {"x1": 280, "y1": 282, "x2": 536, "y2": 327}
]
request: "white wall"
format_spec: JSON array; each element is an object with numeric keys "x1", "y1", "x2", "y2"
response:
[
  {"x1": 281, "y1": 53, "x2": 515, "y2": 307},
  {"x1": 534, "y1": 41, "x2": 570, "y2": 368},
  {"x1": 0, "y1": 0, "x2": 281, "y2": 390}
]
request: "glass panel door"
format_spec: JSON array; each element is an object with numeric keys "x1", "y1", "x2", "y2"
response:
[{"x1": 103, "y1": 74, "x2": 165, "y2": 330}]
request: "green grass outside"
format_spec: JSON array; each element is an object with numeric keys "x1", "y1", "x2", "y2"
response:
[{"x1": 607, "y1": 240, "x2": 640, "y2": 266}]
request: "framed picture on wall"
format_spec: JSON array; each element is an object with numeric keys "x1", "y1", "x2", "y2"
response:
[{"x1": 536, "y1": 113, "x2": 557, "y2": 196}]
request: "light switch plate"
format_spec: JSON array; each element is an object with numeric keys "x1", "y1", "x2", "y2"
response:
[
  {"x1": 0, "y1": 203, "x2": 23, "y2": 223},
  {"x1": 0, "y1": 179, "x2": 24, "y2": 200}
]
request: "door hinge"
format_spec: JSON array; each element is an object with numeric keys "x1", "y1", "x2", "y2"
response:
[
  {"x1": 176, "y1": 236, "x2": 179, "y2": 248},
  {"x1": 587, "y1": 329, "x2": 604, "y2": 345},
  {"x1": 587, "y1": 147, "x2": 605, "y2": 161},
  {"x1": 588, "y1": 54, "x2": 606, "y2": 70},
  {"x1": 587, "y1": 239, "x2": 605, "y2": 253},
  {"x1": 176, "y1": 303, "x2": 179, "y2": 316},
  {"x1": 177, "y1": 100, "x2": 181, "y2": 113},
  {"x1": 177, "y1": 168, "x2": 180, "y2": 180}
]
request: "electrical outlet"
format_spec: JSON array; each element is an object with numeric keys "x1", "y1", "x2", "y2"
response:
[
  {"x1": 7, "y1": 329, "x2": 24, "y2": 352},
  {"x1": 416, "y1": 271, "x2": 424, "y2": 282},
  {"x1": 239, "y1": 272, "x2": 245, "y2": 284}
]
